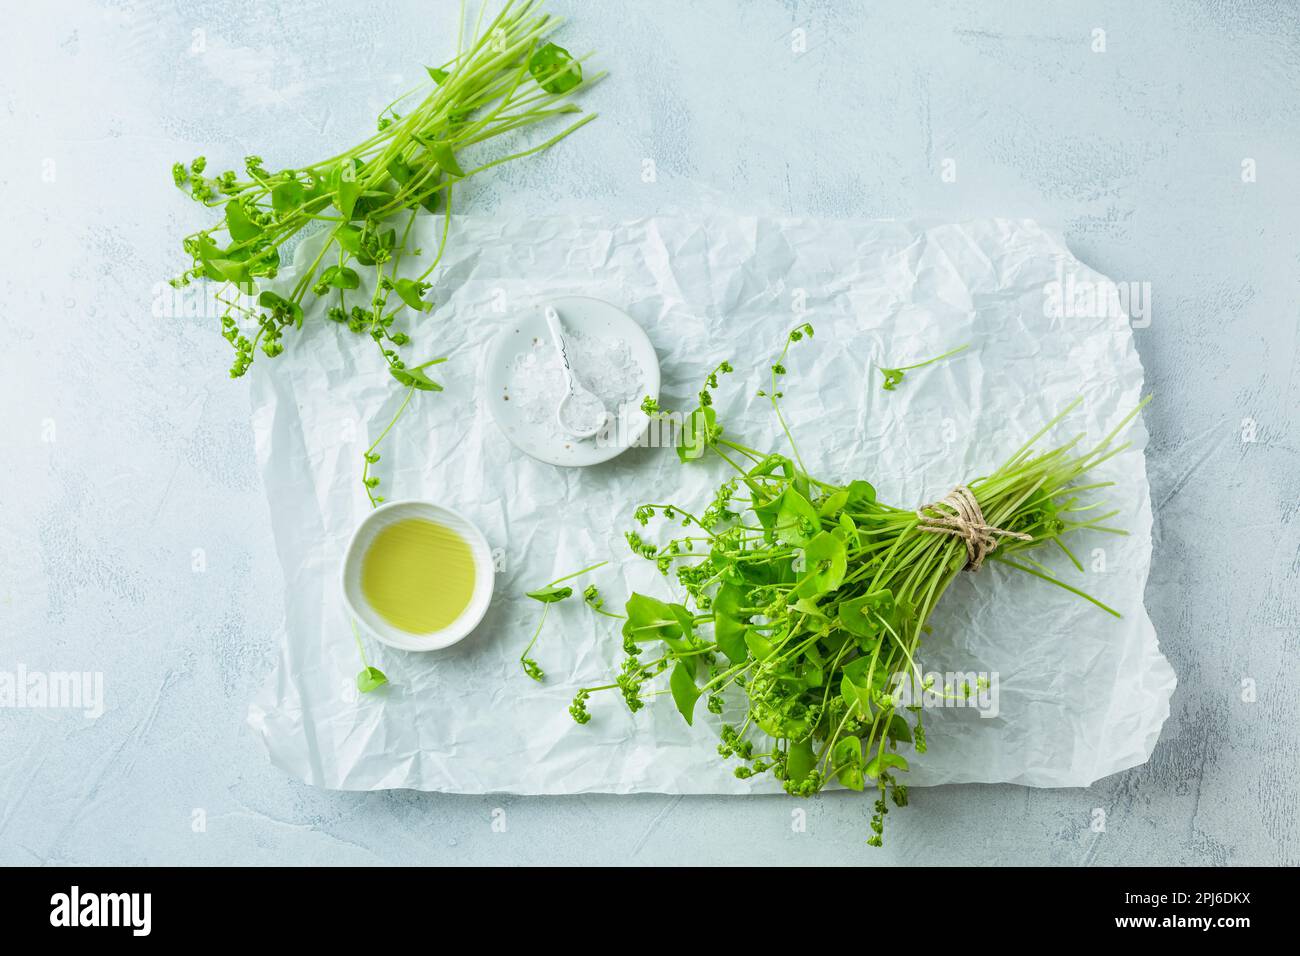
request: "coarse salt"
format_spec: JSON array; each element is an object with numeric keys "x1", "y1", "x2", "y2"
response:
[{"x1": 504, "y1": 327, "x2": 646, "y2": 444}]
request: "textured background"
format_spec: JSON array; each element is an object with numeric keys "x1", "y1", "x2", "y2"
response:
[{"x1": 1, "y1": 0, "x2": 1296, "y2": 865}]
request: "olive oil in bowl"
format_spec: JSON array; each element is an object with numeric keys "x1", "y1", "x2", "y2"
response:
[
  {"x1": 342, "y1": 501, "x2": 494, "y2": 652},
  {"x1": 360, "y1": 518, "x2": 477, "y2": 634}
]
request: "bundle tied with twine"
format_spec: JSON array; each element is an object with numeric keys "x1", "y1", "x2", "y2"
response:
[
  {"x1": 917, "y1": 485, "x2": 1032, "y2": 572},
  {"x1": 565, "y1": 364, "x2": 1150, "y2": 848}
]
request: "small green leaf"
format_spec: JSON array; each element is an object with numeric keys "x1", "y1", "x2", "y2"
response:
[
  {"x1": 426, "y1": 66, "x2": 450, "y2": 84},
  {"x1": 389, "y1": 365, "x2": 443, "y2": 391},
  {"x1": 669, "y1": 660, "x2": 701, "y2": 725},
  {"x1": 817, "y1": 489, "x2": 849, "y2": 517},
  {"x1": 775, "y1": 486, "x2": 821, "y2": 546},
  {"x1": 387, "y1": 155, "x2": 415, "y2": 185},
  {"x1": 257, "y1": 290, "x2": 304, "y2": 328},
  {"x1": 333, "y1": 161, "x2": 361, "y2": 220},
  {"x1": 846, "y1": 480, "x2": 877, "y2": 508},
  {"x1": 865, "y1": 752, "x2": 910, "y2": 778},
  {"x1": 751, "y1": 491, "x2": 783, "y2": 534},
  {"x1": 837, "y1": 513, "x2": 859, "y2": 546},
  {"x1": 833, "y1": 735, "x2": 865, "y2": 790},
  {"x1": 225, "y1": 200, "x2": 262, "y2": 242},
  {"x1": 350, "y1": 188, "x2": 398, "y2": 221},
  {"x1": 625, "y1": 592, "x2": 687, "y2": 642},
  {"x1": 336, "y1": 224, "x2": 363, "y2": 256},
  {"x1": 205, "y1": 258, "x2": 249, "y2": 284},
  {"x1": 879, "y1": 367, "x2": 905, "y2": 391},
  {"x1": 887, "y1": 714, "x2": 913, "y2": 743},
  {"x1": 786, "y1": 737, "x2": 817, "y2": 785},
  {"x1": 711, "y1": 582, "x2": 749, "y2": 663},
  {"x1": 422, "y1": 139, "x2": 464, "y2": 178},
  {"x1": 271, "y1": 180, "x2": 305, "y2": 214},
  {"x1": 794, "y1": 531, "x2": 847, "y2": 598},
  {"x1": 843, "y1": 655, "x2": 884, "y2": 690},
  {"x1": 322, "y1": 265, "x2": 360, "y2": 290},
  {"x1": 840, "y1": 673, "x2": 873, "y2": 715},
  {"x1": 526, "y1": 585, "x2": 573, "y2": 604},
  {"x1": 838, "y1": 590, "x2": 894, "y2": 638},
  {"x1": 356, "y1": 666, "x2": 388, "y2": 693},
  {"x1": 417, "y1": 186, "x2": 441, "y2": 214},
  {"x1": 791, "y1": 595, "x2": 830, "y2": 622},
  {"x1": 394, "y1": 277, "x2": 434, "y2": 312},
  {"x1": 336, "y1": 182, "x2": 360, "y2": 221},
  {"x1": 528, "y1": 42, "x2": 582, "y2": 94},
  {"x1": 667, "y1": 602, "x2": 696, "y2": 642},
  {"x1": 744, "y1": 630, "x2": 775, "y2": 661},
  {"x1": 833, "y1": 735, "x2": 863, "y2": 765},
  {"x1": 677, "y1": 406, "x2": 716, "y2": 462}
]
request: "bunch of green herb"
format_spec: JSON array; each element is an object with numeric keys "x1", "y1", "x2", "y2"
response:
[
  {"x1": 168, "y1": 0, "x2": 597, "y2": 499},
  {"x1": 170, "y1": 0, "x2": 598, "y2": 388},
  {"x1": 553, "y1": 326, "x2": 1147, "y2": 845}
]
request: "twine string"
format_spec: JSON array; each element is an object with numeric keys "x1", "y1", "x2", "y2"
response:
[{"x1": 916, "y1": 485, "x2": 1032, "y2": 572}]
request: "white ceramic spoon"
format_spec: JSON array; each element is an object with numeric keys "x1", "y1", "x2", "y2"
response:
[{"x1": 544, "y1": 305, "x2": 608, "y2": 439}]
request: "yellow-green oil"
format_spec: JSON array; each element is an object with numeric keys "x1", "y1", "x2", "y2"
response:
[{"x1": 361, "y1": 518, "x2": 476, "y2": 634}]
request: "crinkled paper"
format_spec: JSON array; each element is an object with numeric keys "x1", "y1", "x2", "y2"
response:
[{"x1": 247, "y1": 215, "x2": 1176, "y2": 792}]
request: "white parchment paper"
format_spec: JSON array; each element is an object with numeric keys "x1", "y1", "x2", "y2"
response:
[{"x1": 247, "y1": 215, "x2": 1175, "y2": 792}]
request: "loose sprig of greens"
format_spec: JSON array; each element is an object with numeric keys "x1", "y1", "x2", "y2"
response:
[
  {"x1": 350, "y1": 618, "x2": 389, "y2": 693},
  {"x1": 877, "y1": 343, "x2": 969, "y2": 390},
  {"x1": 520, "y1": 561, "x2": 608, "y2": 681},
  {"x1": 359, "y1": 356, "x2": 448, "y2": 507},
  {"x1": 553, "y1": 328, "x2": 1148, "y2": 845}
]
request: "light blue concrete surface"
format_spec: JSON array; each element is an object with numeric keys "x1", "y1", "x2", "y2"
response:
[{"x1": 1, "y1": 0, "x2": 1297, "y2": 865}]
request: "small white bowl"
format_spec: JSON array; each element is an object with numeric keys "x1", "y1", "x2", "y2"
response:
[
  {"x1": 341, "y1": 500, "x2": 494, "y2": 652},
  {"x1": 485, "y1": 295, "x2": 661, "y2": 468}
]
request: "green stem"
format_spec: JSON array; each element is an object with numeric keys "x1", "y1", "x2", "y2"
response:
[{"x1": 362, "y1": 384, "x2": 417, "y2": 507}]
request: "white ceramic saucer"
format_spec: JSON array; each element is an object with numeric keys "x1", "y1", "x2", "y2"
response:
[{"x1": 485, "y1": 296, "x2": 661, "y2": 467}]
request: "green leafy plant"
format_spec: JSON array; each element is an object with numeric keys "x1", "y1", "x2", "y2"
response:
[
  {"x1": 168, "y1": 0, "x2": 600, "y2": 502},
  {"x1": 877, "y1": 343, "x2": 969, "y2": 390},
  {"x1": 350, "y1": 619, "x2": 388, "y2": 694},
  {"x1": 360, "y1": 356, "x2": 448, "y2": 507},
  {"x1": 519, "y1": 561, "x2": 607, "y2": 681},
  {"x1": 562, "y1": 326, "x2": 1148, "y2": 845},
  {"x1": 170, "y1": 1, "x2": 598, "y2": 375}
]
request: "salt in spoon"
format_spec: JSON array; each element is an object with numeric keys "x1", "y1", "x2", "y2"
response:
[{"x1": 544, "y1": 305, "x2": 608, "y2": 440}]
